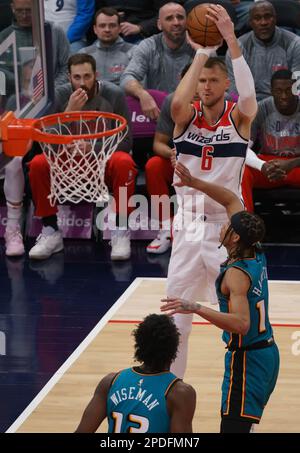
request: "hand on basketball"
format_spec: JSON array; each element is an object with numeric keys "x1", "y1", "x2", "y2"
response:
[
  {"x1": 206, "y1": 4, "x2": 235, "y2": 42},
  {"x1": 161, "y1": 297, "x2": 199, "y2": 315},
  {"x1": 186, "y1": 31, "x2": 222, "y2": 52},
  {"x1": 66, "y1": 88, "x2": 89, "y2": 111},
  {"x1": 173, "y1": 162, "x2": 194, "y2": 187}
]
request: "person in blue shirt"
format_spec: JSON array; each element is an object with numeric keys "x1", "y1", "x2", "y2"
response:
[
  {"x1": 161, "y1": 162, "x2": 280, "y2": 433},
  {"x1": 44, "y1": 0, "x2": 95, "y2": 53},
  {"x1": 75, "y1": 313, "x2": 196, "y2": 433}
]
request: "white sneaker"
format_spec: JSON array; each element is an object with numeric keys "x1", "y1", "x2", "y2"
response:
[
  {"x1": 4, "y1": 226, "x2": 25, "y2": 257},
  {"x1": 146, "y1": 230, "x2": 171, "y2": 254},
  {"x1": 110, "y1": 229, "x2": 131, "y2": 261},
  {"x1": 29, "y1": 231, "x2": 64, "y2": 260}
]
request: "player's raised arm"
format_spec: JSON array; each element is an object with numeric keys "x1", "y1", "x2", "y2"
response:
[
  {"x1": 174, "y1": 162, "x2": 243, "y2": 218},
  {"x1": 206, "y1": 4, "x2": 257, "y2": 124}
]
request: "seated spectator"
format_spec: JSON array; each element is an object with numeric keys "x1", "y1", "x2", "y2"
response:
[
  {"x1": 80, "y1": 7, "x2": 135, "y2": 86},
  {"x1": 3, "y1": 54, "x2": 36, "y2": 258},
  {"x1": 121, "y1": 2, "x2": 194, "y2": 120},
  {"x1": 44, "y1": 0, "x2": 95, "y2": 53},
  {"x1": 145, "y1": 91, "x2": 175, "y2": 254},
  {"x1": 27, "y1": 54, "x2": 137, "y2": 261},
  {"x1": 126, "y1": 89, "x2": 168, "y2": 168},
  {"x1": 225, "y1": 0, "x2": 300, "y2": 100},
  {"x1": 0, "y1": 0, "x2": 69, "y2": 91},
  {"x1": 242, "y1": 69, "x2": 300, "y2": 212},
  {"x1": 94, "y1": 0, "x2": 168, "y2": 42}
]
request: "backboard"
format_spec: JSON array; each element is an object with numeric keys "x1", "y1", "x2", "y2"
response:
[{"x1": 0, "y1": 0, "x2": 52, "y2": 121}]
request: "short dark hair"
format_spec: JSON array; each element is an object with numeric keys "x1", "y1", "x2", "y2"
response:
[
  {"x1": 68, "y1": 54, "x2": 96, "y2": 73},
  {"x1": 221, "y1": 211, "x2": 265, "y2": 260},
  {"x1": 133, "y1": 314, "x2": 179, "y2": 370},
  {"x1": 225, "y1": 210, "x2": 265, "y2": 260},
  {"x1": 271, "y1": 69, "x2": 294, "y2": 87},
  {"x1": 204, "y1": 57, "x2": 228, "y2": 76},
  {"x1": 94, "y1": 7, "x2": 120, "y2": 25},
  {"x1": 250, "y1": 0, "x2": 276, "y2": 18}
]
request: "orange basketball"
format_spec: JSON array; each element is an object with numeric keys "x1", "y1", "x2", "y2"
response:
[{"x1": 187, "y1": 3, "x2": 222, "y2": 47}]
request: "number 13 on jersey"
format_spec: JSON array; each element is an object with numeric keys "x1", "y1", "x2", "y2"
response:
[{"x1": 201, "y1": 145, "x2": 214, "y2": 171}]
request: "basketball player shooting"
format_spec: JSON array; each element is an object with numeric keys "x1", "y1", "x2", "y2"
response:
[{"x1": 167, "y1": 3, "x2": 259, "y2": 379}]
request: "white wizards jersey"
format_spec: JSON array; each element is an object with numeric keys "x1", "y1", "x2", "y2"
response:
[
  {"x1": 44, "y1": 0, "x2": 76, "y2": 33},
  {"x1": 173, "y1": 100, "x2": 248, "y2": 216}
]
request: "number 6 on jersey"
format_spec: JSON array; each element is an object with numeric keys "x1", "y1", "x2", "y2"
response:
[{"x1": 201, "y1": 145, "x2": 214, "y2": 171}]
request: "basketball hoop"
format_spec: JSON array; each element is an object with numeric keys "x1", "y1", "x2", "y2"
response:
[{"x1": 0, "y1": 110, "x2": 127, "y2": 204}]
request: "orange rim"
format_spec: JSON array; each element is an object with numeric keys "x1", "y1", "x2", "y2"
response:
[
  {"x1": 32, "y1": 111, "x2": 127, "y2": 144},
  {"x1": 0, "y1": 111, "x2": 127, "y2": 156}
]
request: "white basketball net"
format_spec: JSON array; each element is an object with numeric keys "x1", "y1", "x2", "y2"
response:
[{"x1": 38, "y1": 114, "x2": 127, "y2": 205}]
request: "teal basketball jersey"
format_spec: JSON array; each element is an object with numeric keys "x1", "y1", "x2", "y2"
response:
[
  {"x1": 107, "y1": 367, "x2": 179, "y2": 433},
  {"x1": 216, "y1": 251, "x2": 273, "y2": 348}
]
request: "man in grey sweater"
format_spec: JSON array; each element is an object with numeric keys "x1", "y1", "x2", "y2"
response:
[
  {"x1": 80, "y1": 7, "x2": 135, "y2": 86},
  {"x1": 225, "y1": 0, "x2": 300, "y2": 101},
  {"x1": 242, "y1": 68, "x2": 300, "y2": 212},
  {"x1": 120, "y1": 2, "x2": 195, "y2": 120},
  {"x1": 27, "y1": 54, "x2": 137, "y2": 262}
]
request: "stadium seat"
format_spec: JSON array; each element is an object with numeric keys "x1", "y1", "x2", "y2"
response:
[{"x1": 254, "y1": 187, "x2": 300, "y2": 243}]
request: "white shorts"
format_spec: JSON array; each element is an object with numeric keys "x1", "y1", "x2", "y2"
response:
[{"x1": 167, "y1": 213, "x2": 228, "y2": 305}]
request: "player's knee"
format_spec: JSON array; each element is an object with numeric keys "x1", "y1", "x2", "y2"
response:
[{"x1": 111, "y1": 151, "x2": 136, "y2": 172}]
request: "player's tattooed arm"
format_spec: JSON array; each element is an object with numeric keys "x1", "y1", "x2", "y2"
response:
[{"x1": 161, "y1": 298, "x2": 202, "y2": 315}]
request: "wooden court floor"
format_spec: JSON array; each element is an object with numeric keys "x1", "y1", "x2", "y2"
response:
[{"x1": 10, "y1": 278, "x2": 300, "y2": 433}]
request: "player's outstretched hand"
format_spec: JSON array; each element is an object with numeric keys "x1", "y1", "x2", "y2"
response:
[
  {"x1": 173, "y1": 161, "x2": 194, "y2": 187},
  {"x1": 161, "y1": 297, "x2": 199, "y2": 315},
  {"x1": 206, "y1": 4, "x2": 235, "y2": 42}
]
